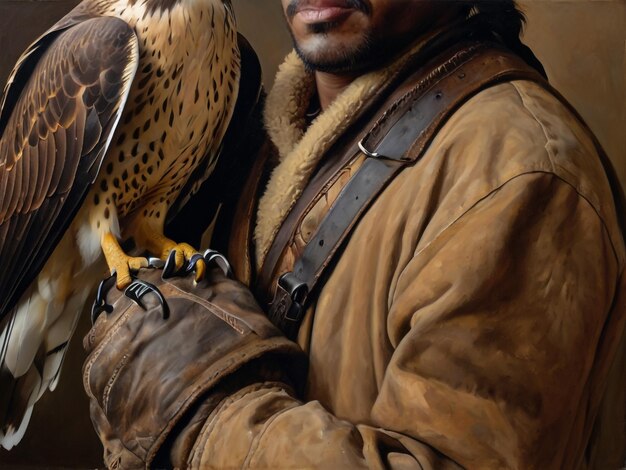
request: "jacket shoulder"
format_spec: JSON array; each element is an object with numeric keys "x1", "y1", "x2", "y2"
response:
[{"x1": 425, "y1": 79, "x2": 624, "y2": 262}]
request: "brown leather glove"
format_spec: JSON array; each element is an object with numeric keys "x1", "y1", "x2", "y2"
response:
[{"x1": 83, "y1": 260, "x2": 305, "y2": 469}]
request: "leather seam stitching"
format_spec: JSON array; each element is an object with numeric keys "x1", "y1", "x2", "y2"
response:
[
  {"x1": 510, "y1": 82, "x2": 622, "y2": 266},
  {"x1": 509, "y1": 81, "x2": 558, "y2": 174},
  {"x1": 83, "y1": 302, "x2": 136, "y2": 402},
  {"x1": 392, "y1": 170, "x2": 621, "y2": 307}
]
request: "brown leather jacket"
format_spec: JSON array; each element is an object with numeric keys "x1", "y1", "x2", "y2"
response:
[
  {"x1": 86, "y1": 34, "x2": 626, "y2": 469},
  {"x1": 226, "y1": 40, "x2": 626, "y2": 469}
]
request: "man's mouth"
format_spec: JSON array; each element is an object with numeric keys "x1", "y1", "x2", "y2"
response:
[{"x1": 288, "y1": 0, "x2": 368, "y2": 25}]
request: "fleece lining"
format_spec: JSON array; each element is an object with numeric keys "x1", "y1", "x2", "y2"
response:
[{"x1": 255, "y1": 36, "x2": 437, "y2": 268}]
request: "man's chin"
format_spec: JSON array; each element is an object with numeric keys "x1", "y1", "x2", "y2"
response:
[{"x1": 293, "y1": 36, "x2": 375, "y2": 74}]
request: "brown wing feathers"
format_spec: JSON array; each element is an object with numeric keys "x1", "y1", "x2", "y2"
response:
[{"x1": 0, "y1": 17, "x2": 139, "y2": 321}]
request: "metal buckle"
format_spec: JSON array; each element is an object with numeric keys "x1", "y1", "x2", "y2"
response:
[
  {"x1": 269, "y1": 272, "x2": 309, "y2": 338},
  {"x1": 358, "y1": 138, "x2": 380, "y2": 159},
  {"x1": 278, "y1": 272, "x2": 308, "y2": 322},
  {"x1": 358, "y1": 136, "x2": 413, "y2": 162}
]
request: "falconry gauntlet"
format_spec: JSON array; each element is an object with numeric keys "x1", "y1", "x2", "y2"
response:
[{"x1": 83, "y1": 259, "x2": 305, "y2": 468}]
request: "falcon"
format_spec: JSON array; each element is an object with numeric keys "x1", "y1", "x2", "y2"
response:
[{"x1": 0, "y1": 0, "x2": 240, "y2": 448}]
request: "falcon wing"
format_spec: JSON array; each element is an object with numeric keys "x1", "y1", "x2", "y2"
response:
[
  {"x1": 0, "y1": 16, "x2": 139, "y2": 322},
  {"x1": 0, "y1": 5, "x2": 96, "y2": 126}
]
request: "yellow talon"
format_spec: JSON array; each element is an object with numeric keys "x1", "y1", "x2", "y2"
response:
[
  {"x1": 102, "y1": 232, "x2": 149, "y2": 289},
  {"x1": 163, "y1": 243, "x2": 206, "y2": 282},
  {"x1": 161, "y1": 242, "x2": 196, "y2": 270},
  {"x1": 132, "y1": 222, "x2": 206, "y2": 281}
]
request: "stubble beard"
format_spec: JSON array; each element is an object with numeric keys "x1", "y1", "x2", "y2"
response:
[{"x1": 290, "y1": 26, "x2": 377, "y2": 74}]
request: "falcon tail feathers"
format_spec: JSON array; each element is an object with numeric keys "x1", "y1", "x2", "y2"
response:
[
  {"x1": 0, "y1": 361, "x2": 39, "y2": 450},
  {"x1": 0, "y1": 233, "x2": 96, "y2": 450},
  {"x1": 0, "y1": 295, "x2": 45, "y2": 451}
]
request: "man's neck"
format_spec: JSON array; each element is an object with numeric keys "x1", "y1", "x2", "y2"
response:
[{"x1": 314, "y1": 71, "x2": 358, "y2": 111}]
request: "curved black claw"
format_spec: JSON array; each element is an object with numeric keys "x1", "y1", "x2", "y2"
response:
[
  {"x1": 91, "y1": 274, "x2": 117, "y2": 325},
  {"x1": 162, "y1": 250, "x2": 182, "y2": 279},
  {"x1": 125, "y1": 279, "x2": 170, "y2": 320},
  {"x1": 185, "y1": 253, "x2": 206, "y2": 276},
  {"x1": 203, "y1": 249, "x2": 233, "y2": 278},
  {"x1": 162, "y1": 251, "x2": 206, "y2": 281}
]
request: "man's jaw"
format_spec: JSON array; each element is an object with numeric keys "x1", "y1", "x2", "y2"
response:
[
  {"x1": 285, "y1": 0, "x2": 377, "y2": 75},
  {"x1": 293, "y1": 30, "x2": 375, "y2": 74}
]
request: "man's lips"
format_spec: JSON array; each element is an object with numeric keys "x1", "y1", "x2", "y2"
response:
[
  {"x1": 297, "y1": 6, "x2": 353, "y2": 23},
  {"x1": 291, "y1": 0, "x2": 363, "y2": 24}
]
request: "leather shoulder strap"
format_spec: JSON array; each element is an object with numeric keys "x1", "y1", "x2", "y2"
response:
[{"x1": 268, "y1": 45, "x2": 546, "y2": 338}]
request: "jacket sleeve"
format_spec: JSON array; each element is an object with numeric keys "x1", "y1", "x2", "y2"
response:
[{"x1": 183, "y1": 172, "x2": 624, "y2": 469}]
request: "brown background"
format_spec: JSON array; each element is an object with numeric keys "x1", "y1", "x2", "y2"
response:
[{"x1": 0, "y1": 0, "x2": 624, "y2": 467}]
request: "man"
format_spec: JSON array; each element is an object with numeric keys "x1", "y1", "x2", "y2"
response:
[{"x1": 83, "y1": 1, "x2": 626, "y2": 468}]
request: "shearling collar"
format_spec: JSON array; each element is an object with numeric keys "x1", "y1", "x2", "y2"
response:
[{"x1": 255, "y1": 36, "x2": 437, "y2": 268}]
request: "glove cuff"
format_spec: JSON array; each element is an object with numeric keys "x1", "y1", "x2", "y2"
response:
[{"x1": 83, "y1": 268, "x2": 305, "y2": 468}]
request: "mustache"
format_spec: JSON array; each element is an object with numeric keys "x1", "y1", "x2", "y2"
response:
[{"x1": 286, "y1": 0, "x2": 370, "y2": 19}]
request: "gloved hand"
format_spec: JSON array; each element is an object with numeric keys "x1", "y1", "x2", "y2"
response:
[{"x1": 83, "y1": 254, "x2": 305, "y2": 469}]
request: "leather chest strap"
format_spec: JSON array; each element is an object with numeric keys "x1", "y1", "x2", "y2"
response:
[{"x1": 268, "y1": 45, "x2": 546, "y2": 339}]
